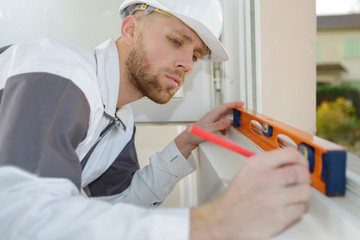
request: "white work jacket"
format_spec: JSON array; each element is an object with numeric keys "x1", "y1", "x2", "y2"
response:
[{"x1": 0, "y1": 38, "x2": 196, "y2": 239}]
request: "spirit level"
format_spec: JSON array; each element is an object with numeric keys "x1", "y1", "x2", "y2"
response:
[{"x1": 233, "y1": 107, "x2": 346, "y2": 196}]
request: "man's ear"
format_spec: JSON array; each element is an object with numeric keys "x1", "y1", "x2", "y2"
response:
[{"x1": 121, "y1": 15, "x2": 138, "y2": 46}]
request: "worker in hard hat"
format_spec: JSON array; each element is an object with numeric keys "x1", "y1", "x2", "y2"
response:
[{"x1": 0, "y1": 0, "x2": 311, "y2": 239}]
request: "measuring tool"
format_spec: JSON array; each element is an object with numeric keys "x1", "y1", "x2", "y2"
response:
[{"x1": 232, "y1": 107, "x2": 346, "y2": 196}]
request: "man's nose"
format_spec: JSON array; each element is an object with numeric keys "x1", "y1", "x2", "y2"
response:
[{"x1": 174, "y1": 51, "x2": 194, "y2": 74}]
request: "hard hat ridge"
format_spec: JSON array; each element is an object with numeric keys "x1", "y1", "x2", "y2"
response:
[{"x1": 119, "y1": 0, "x2": 229, "y2": 62}]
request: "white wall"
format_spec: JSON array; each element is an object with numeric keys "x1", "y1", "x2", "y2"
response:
[
  {"x1": 258, "y1": 0, "x2": 317, "y2": 134},
  {"x1": 0, "y1": 0, "x2": 123, "y2": 48},
  {"x1": 221, "y1": 0, "x2": 316, "y2": 134},
  {"x1": 134, "y1": 125, "x2": 198, "y2": 208}
]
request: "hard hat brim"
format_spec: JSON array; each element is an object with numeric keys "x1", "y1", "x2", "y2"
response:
[{"x1": 173, "y1": 12, "x2": 229, "y2": 62}]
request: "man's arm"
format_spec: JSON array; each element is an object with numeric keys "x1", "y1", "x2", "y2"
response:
[
  {"x1": 94, "y1": 139, "x2": 197, "y2": 207},
  {"x1": 0, "y1": 72, "x2": 90, "y2": 188},
  {"x1": 0, "y1": 166, "x2": 191, "y2": 240},
  {"x1": 0, "y1": 72, "x2": 192, "y2": 239},
  {"x1": 96, "y1": 102, "x2": 243, "y2": 206}
]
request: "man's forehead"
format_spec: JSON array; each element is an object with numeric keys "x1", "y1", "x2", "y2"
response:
[{"x1": 149, "y1": 13, "x2": 208, "y2": 55}]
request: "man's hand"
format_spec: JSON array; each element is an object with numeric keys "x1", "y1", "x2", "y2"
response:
[
  {"x1": 175, "y1": 101, "x2": 244, "y2": 158},
  {"x1": 190, "y1": 148, "x2": 312, "y2": 240}
]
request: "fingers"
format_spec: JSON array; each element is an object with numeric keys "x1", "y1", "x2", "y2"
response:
[
  {"x1": 212, "y1": 101, "x2": 244, "y2": 119},
  {"x1": 283, "y1": 202, "x2": 308, "y2": 227},
  {"x1": 210, "y1": 154, "x2": 311, "y2": 240},
  {"x1": 212, "y1": 118, "x2": 232, "y2": 131},
  {"x1": 219, "y1": 101, "x2": 244, "y2": 115},
  {"x1": 272, "y1": 164, "x2": 311, "y2": 188},
  {"x1": 210, "y1": 147, "x2": 311, "y2": 240},
  {"x1": 182, "y1": 102, "x2": 243, "y2": 153},
  {"x1": 249, "y1": 149, "x2": 311, "y2": 203},
  {"x1": 283, "y1": 185, "x2": 312, "y2": 204},
  {"x1": 202, "y1": 101, "x2": 244, "y2": 123},
  {"x1": 194, "y1": 102, "x2": 243, "y2": 135},
  {"x1": 251, "y1": 148, "x2": 309, "y2": 170},
  {"x1": 263, "y1": 164, "x2": 312, "y2": 206}
]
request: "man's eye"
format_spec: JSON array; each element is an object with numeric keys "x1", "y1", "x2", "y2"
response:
[{"x1": 171, "y1": 39, "x2": 181, "y2": 46}]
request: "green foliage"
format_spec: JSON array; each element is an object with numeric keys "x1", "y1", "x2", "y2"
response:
[
  {"x1": 316, "y1": 97, "x2": 359, "y2": 143},
  {"x1": 317, "y1": 84, "x2": 360, "y2": 118}
]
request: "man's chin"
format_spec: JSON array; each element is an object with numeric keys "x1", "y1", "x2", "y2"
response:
[
  {"x1": 152, "y1": 98, "x2": 172, "y2": 105},
  {"x1": 148, "y1": 94, "x2": 173, "y2": 105}
]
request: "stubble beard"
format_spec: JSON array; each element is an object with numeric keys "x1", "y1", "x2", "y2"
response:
[{"x1": 126, "y1": 34, "x2": 182, "y2": 104}]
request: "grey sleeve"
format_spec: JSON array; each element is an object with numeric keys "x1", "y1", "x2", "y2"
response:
[{"x1": 0, "y1": 72, "x2": 90, "y2": 189}]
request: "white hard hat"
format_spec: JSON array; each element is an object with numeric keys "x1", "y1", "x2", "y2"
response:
[{"x1": 119, "y1": 0, "x2": 229, "y2": 62}]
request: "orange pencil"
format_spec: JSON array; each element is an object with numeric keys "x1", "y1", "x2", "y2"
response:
[{"x1": 189, "y1": 125, "x2": 255, "y2": 157}]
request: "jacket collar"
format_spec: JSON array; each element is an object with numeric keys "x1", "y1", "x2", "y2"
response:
[{"x1": 95, "y1": 39, "x2": 120, "y2": 118}]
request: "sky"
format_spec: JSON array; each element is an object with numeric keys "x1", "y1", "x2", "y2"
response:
[{"x1": 316, "y1": 0, "x2": 360, "y2": 15}]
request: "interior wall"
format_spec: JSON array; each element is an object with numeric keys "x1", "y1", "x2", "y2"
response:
[
  {"x1": 0, "y1": 0, "x2": 123, "y2": 48},
  {"x1": 258, "y1": 0, "x2": 317, "y2": 134},
  {"x1": 134, "y1": 125, "x2": 186, "y2": 208}
]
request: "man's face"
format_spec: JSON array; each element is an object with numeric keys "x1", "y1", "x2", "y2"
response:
[{"x1": 126, "y1": 12, "x2": 207, "y2": 104}]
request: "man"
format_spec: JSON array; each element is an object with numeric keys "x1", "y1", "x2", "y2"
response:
[{"x1": 0, "y1": 0, "x2": 311, "y2": 239}]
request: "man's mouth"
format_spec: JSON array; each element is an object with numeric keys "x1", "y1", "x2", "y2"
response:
[{"x1": 166, "y1": 75, "x2": 181, "y2": 88}]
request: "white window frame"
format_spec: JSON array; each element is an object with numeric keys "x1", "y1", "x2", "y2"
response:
[{"x1": 221, "y1": 0, "x2": 262, "y2": 112}]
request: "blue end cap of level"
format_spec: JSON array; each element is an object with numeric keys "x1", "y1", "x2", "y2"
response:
[
  {"x1": 233, "y1": 109, "x2": 241, "y2": 128},
  {"x1": 262, "y1": 123, "x2": 273, "y2": 137},
  {"x1": 322, "y1": 150, "x2": 347, "y2": 196},
  {"x1": 298, "y1": 143, "x2": 315, "y2": 173}
]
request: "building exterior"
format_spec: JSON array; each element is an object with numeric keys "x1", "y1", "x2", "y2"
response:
[{"x1": 317, "y1": 14, "x2": 360, "y2": 86}]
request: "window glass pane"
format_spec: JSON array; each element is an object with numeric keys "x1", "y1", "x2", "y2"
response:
[
  {"x1": 317, "y1": 19, "x2": 360, "y2": 158},
  {"x1": 343, "y1": 38, "x2": 360, "y2": 58},
  {"x1": 316, "y1": 40, "x2": 321, "y2": 58}
]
